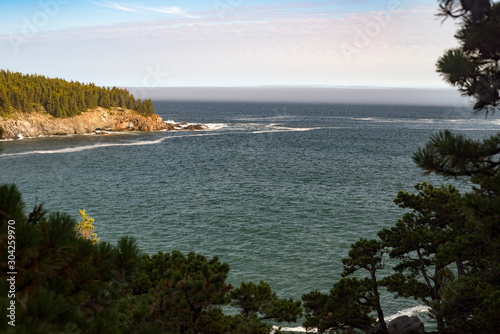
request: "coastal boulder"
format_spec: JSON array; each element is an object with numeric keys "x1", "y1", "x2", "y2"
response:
[
  {"x1": 184, "y1": 124, "x2": 206, "y2": 131},
  {"x1": 388, "y1": 316, "x2": 425, "y2": 334}
]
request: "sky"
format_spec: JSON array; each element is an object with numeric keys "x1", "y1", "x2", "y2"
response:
[{"x1": 0, "y1": 0, "x2": 461, "y2": 95}]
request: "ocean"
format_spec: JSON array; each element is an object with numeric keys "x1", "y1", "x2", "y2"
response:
[{"x1": 2, "y1": 101, "x2": 500, "y2": 331}]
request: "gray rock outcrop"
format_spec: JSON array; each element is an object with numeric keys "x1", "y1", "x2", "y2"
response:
[{"x1": 388, "y1": 315, "x2": 425, "y2": 334}]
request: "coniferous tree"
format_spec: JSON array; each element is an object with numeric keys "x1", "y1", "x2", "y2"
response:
[
  {"x1": 0, "y1": 69, "x2": 154, "y2": 117},
  {"x1": 411, "y1": 1, "x2": 500, "y2": 331},
  {"x1": 143, "y1": 99, "x2": 155, "y2": 116},
  {"x1": 1, "y1": 184, "x2": 298, "y2": 333},
  {"x1": 230, "y1": 281, "x2": 302, "y2": 324},
  {"x1": 0, "y1": 184, "x2": 139, "y2": 334},
  {"x1": 302, "y1": 277, "x2": 376, "y2": 334},
  {"x1": 342, "y1": 238, "x2": 387, "y2": 333},
  {"x1": 120, "y1": 251, "x2": 243, "y2": 333},
  {"x1": 0, "y1": 88, "x2": 10, "y2": 114},
  {"x1": 302, "y1": 239, "x2": 388, "y2": 334},
  {"x1": 436, "y1": 0, "x2": 499, "y2": 113},
  {"x1": 378, "y1": 182, "x2": 467, "y2": 332}
]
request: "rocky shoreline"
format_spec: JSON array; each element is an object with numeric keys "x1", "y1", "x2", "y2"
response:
[{"x1": 0, "y1": 107, "x2": 207, "y2": 140}]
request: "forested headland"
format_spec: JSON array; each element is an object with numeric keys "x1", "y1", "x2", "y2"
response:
[
  {"x1": 0, "y1": 69, "x2": 154, "y2": 117},
  {"x1": 0, "y1": 70, "x2": 196, "y2": 139}
]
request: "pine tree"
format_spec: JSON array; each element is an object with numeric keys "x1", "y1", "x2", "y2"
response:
[
  {"x1": 436, "y1": 0, "x2": 499, "y2": 113},
  {"x1": 0, "y1": 88, "x2": 10, "y2": 115},
  {"x1": 342, "y1": 238, "x2": 388, "y2": 333},
  {"x1": 143, "y1": 99, "x2": 155, "y2": 116},
  {"x1": 0, "y1": 185, "x2": 137, "y2": 334},
  {"x1": 230, "y1": 281, "x2": 302, "y2": 323},
  {"x1": 410, "y1": 1, "x2": 500, "y2": 331},
  {"x1": 121, "y1": 250, "x2": 232, "y2": 333},
  {"x1": 378, "y1": 182, "x2": 467, "y2": 331},
  {"x1": 302, "y1": 278, "x2": 376, "y2": 334},
  {"x1": 302, "y1": 239, "x2": 388, "y2": 334}
]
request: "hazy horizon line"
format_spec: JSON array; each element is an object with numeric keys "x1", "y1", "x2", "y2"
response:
[{"x1": 126, "y1": 86, "x2": 471, "y2": 107}]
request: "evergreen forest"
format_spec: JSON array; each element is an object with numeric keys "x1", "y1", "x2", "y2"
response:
[{"x1": 0, "y1": 70, "x2": 154, "y2": 118}]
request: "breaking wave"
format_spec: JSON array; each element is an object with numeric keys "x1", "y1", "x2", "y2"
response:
[
  {"x1": 271, "y1": 305, "x2": 430, "y2": 333},
  {"x1": 0, "y1": 133, "x2": 219, "y2": 158},
  {"x1": 384, "y1": 305, "x2": 430, "y2": 322}
]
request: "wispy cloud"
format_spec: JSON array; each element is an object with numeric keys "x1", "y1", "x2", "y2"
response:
[
  {"x1": 89, "y1": 0, "x2": 138, "y2": 13},
  {"x1": 88, "y1": 0, "x2": 198, "y2": 18},
  {"x1": 143, "y1": 6, "x2": 200, "y2": 19},
  {"x1": 1, "y1": 0, "x2": 457, "y2": 88}
]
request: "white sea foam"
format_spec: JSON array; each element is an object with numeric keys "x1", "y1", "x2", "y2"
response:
[
  {"x1": 1, "y1": 130, "x2": 128, "y2": 141},
  {"x1": 269, "y1": 305, "x2": 431, "y2": 333},
  {"x1": 384, "y1": 305, "x2": 430, "y2": 322},
  {"x1": 164, "y1": 119, "x2": 227, "y2": 131},
  {"x1": 251, "y1": 124, "x2": 335, "y2": 134},
  {"x1": 344, "y1": 116, "x2": 500, "y2": 128},
  {"x1": 235, "y1": 115, "x2": 297, "y2": 122},
  {"x1": 204, "y1": 123, "x2": 227, "y2": 130},
  {"x1": 353, "y1": 117, "x2": 438, "y2": 124},
  {"x1": 0, "y1": 133, "x2": 219, "y2": 158},
  {"x1": 271, "y1": 326, "x2": 314, "y2": 333}
]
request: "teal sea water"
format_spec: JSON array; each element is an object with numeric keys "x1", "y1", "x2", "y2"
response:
[{"x1": 2, "y1": 102, "x2": 500, "y2": 329}]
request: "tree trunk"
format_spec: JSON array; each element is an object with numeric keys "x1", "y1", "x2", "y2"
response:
[
  {"x1": 456, "y1": 259, "x2": 466, "y2": 277},
  {"x1": 371, "y1": 270, "x2": 388, "y2": 334}
]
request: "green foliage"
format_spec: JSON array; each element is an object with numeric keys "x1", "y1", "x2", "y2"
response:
[
  {"x1": 405, "y1": 2, "x2": 500, "y2": 330},
  {"x1": 301, "y1": 177, "x2": 500, "y2": 333},
  {"x1": 120, "y1": 251, "x2": 292, "y2": 333},
  {"x1": 0, "y1": 184, "x2": 293, "y2": 333},
  {"x1": 0, "y1": 184, "x2": 25, "y2": 224},
  {"x1": 435, "y1": 178, "x2": 500, "y2": 331},
  {"x1": 120, "y1": 250, "x2": 232, "y2": 333},
  {"x1": 230, "y1": 281, "x2": 302, "y2": 323},
  {"x1": 136, "y1": 98, "x2": 155, "y2": 116},
  {"x1": 342, "y1": 239, "x2": 385, "y2": 278},
  {"x1": 302, "y1": 278, "x2": 376, "y2": 334},
  {"x1": 412, "y1": 8, "x2": 500, "y2": 321},
  {"x1": 0, "y1": 185, "x2": 140, "y2": 334},
  {"x1": 413, "y1": 130, "x2": 500, "y2": 177},
  {"x1": 0, "y1": 69, "x2": 154, "y2": 117},
  {"x1": 436, "y1": 1, "x2": 500, "y2": 113},
  {"x1": 342, "y1": 238, "x2": 387, "y2": 333},
  {"x1": 378, "y1": 182, "x2": 467, "y2": 330},
  {"x1": 0, "y1": 88, "x2": 11, "y2": 115},
  {"x1": 302, "y1": 239, "x2": 387, "y2": 334},
  {"x1": 411, "y1": 4, "x2": 500, "y2": 325},
  {"x1": 438, "y1": 269, "x2": 500, "y2": 333}
]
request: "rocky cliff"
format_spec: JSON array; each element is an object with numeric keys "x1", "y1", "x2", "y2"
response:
[{"x1": 0, "y1": 107, "x2": 203, "y2": 140}]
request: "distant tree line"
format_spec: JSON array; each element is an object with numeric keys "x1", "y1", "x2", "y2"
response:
[{"x1": 0, "y1": 69, "x2": 154, "y2": 117}]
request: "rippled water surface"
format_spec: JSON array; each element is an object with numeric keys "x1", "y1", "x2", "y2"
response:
[{"x1": 2, "y1": 102, "x2": 499, "y2": 329}]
